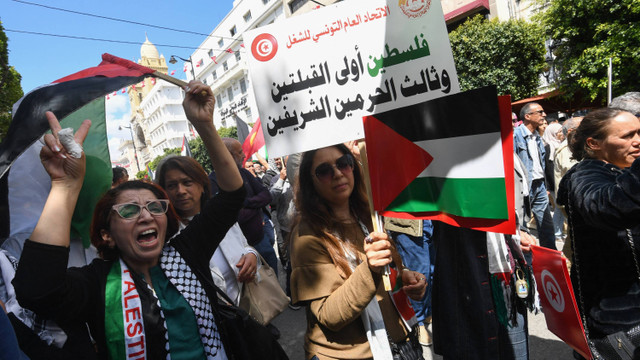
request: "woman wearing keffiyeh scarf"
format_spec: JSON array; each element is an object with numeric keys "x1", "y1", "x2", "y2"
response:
[{"x1": 12, "y1": 81, "x2": 253, "y2": 360}]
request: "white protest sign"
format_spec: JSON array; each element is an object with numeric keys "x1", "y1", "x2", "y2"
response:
[{"x1": 244, "y1": 0, "x2": 460, "y2": 157}]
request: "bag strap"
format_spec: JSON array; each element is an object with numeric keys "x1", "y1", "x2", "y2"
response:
[
  {"x1": 566, "y1": 180, "x2": 594, "y2": 345},
  {"x1": 624, "y1": 229, "x2": 640, "y2": 282}
]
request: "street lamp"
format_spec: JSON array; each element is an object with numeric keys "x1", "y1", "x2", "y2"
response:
[
  {"x1": 169, "y1": 55, "x2": 196, "y2": 80},
  {"x1": 119, "y1": 124, "x2": 141, "y2": 173}
]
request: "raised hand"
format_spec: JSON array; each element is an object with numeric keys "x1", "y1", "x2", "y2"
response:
[
  {"x1": 40, "y1": 111, "x2": 91, "y2": 186},
  {"x1": 182, "y1": 81, "x2": 215, "y2": 129}
]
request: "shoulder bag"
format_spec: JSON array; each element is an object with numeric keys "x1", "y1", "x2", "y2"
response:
[
  {"x1": 239, "y1": 254, "x2": 290, "y2": 326},
  {"x1": 177, "y1": 244, "x2": 289, "y2": 360}
]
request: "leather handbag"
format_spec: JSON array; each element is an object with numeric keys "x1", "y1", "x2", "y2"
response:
[
  {"x1": 212, "y1": 283, "x2": 289, "y2": 360},
  {"x1": 239, "y1": 254, "x2": 290, "y2": 325},
  {"x1": 389, "y1": 325, "x2": 424, "y2": 360},
  {"x1": 180, "y1": 250, "x2": 289, "y2": 360}
]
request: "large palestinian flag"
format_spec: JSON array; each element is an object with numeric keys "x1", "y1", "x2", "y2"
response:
[
  {"x1": 363, "y1": 86, "x2": 515, "y2": 234},
  {"x1": 0, "y1": 54, "x2": 156, "y2": 246}
]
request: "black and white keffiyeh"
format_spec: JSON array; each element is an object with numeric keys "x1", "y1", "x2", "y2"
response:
[{"x1": 160, "y1": 246, "x2": 226, "y2": 360}]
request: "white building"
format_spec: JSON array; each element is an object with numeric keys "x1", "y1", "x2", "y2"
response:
[
  {"x1": 139, "y1": 80, "x2": 196, "y2": 159},
  {"x1": 187, "y1": 0, "x2": 285, "y2": 129}
]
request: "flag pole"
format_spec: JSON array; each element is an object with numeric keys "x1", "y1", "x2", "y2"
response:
[
  {"x1": 152, "y1": 71, "x2": 188, "y2": 88},
  {"x1": 358, "y1": 141, "x2": 392, "y2": 291},
  {"x1": 607, "y1": 57, "x2": 613, "y2": 106}
]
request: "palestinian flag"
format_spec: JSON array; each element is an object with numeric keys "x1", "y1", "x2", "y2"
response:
[
  {"x1": 0, "y1": 54, "x2": 156, "y2": 246},
  {"x1": 363, "y1": 86, "x2": 515, "y2": 234}
]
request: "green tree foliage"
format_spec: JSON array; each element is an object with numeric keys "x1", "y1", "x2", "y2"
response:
[
  {"x1": 189, "y1": 137, "x2": 213, "y2": 173},
  {"x1": 217, "y1": 125, "x2": 237, "y2": 139},
  {"x1": 144, "y1": 124, "x2": 238, "y2": 176},
  {"x1": 0, "y1": 21, "x2": 24, "y2": 141},
  {"x1": 136, "y1": 170, "x2": 149, "y2": 180},
  {"x1": 449, "y1": 15, "x2": 546, "y2": 101},
  {"x1": 147, "y1": 147, "x2": 181, "y2": 172},
  {"x1": 537, "y1": 0, "x2": 640, "y2": 102}
]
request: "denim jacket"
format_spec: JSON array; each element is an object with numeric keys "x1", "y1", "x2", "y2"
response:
[{"x1": 513, "y1": 124, "x2": 546, "y2": 189}]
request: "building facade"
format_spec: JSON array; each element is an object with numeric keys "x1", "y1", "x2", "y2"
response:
[
  {"x1": 188, "y1": 0, "x2": 285, "y2": 129},
  {"x1": 139, "y1": 81, "x2": 196, "y2": 159},
  {"x1": 115, "y1": 36, "x2": 197, "y2": 174}
]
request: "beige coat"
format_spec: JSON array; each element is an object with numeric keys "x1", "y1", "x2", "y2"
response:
[{"x1": 290, "y1": 221, "x2": 408, "y2": 360}]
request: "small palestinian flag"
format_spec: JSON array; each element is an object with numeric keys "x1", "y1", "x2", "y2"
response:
[{"x1": 363, "y1": 86, "x2": 515, "y2": 234}]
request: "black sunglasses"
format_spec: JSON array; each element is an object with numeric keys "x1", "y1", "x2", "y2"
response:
[
  {"x1": 112, "y1": 200, "x2": 170, "y2": 220},
  {"x1": 314, "y1": 154, "x2": 354, "y2": 182},
  {"x1": 527, "y1": 109, "x2": 545, "y2": 115}
]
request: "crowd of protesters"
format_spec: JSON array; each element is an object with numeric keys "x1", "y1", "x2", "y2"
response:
[{"x1": 1, "y1": 84, "x2": 639, "y2": 359}]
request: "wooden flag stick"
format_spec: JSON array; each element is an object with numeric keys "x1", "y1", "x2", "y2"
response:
[
  {"x1": 151, "y1": 72, "x2": 208, "y2": 97},
  {"x1": 151, "y1": 71, "x2": 188, "y2": 88},
  {"x1": 358, "y1": 141, "x2": 392, "y2": 291}
]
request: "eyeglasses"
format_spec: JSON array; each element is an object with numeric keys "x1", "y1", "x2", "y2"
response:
[
  {"x1": 314, "y1": 154, "x2": 354, "y2": 182},
  {"x1": 527, "y1": 109, "x2": 546, "y2": 116},
  {"x1": 112, "y1": 200, "x2": 170, "y2": 219}
]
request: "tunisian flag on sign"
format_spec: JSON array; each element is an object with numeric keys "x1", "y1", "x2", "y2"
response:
[
  {"x1": 531, "y1": 245, "x2": 591, "y2": 359},
  {"x1": 362, "y1": 86, "x2": 516, "y2": 234},
  {"x1": 243, "y1": 118, "x2": 265, "y2": 163}
]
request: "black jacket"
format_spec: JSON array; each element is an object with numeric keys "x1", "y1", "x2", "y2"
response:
[
  {"x1": 13, "y1": 187, "x2": 245, "y2": 359},
  {"x1": 557, "y1": 158, "x2": 640, "y2": 336}
]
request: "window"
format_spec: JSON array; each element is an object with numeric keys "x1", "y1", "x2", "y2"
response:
[
  {"x1": 235, "y1": 51, "x2": 241, "y2": 62},
  {"x1": 227, "y1": 87, "x2": 234, "y2": 101},
  {"x1": 223, "y1": 61, "x2": 228, "y2": 71},
  {"x1": 208, "y1": 49, "x2": 214, "y2": 57},
  {"x1": 289, "y1": 0, "x2": 309, "y2": 13},
  {"x1": 212, "y1": 70, "x2": 217, "y2": 80},
  {"x1": 243, "y1": 11, "x2": 252, "y2": 22},
  {"x1": 218, "y1": 39, "x2": 224, "y2": 48},
  {"x1": 240, "y1": 78, "x2": 247, "y2": 94},
  {"x1": 230, "y1": 26, "x2": 237, "y2": 36},
  {"x1": 245, "y1": 108, "x2": 252, "y2": 119},
  {"x1": 216, "y1": 94, "x2": 222, "y2": 108}
]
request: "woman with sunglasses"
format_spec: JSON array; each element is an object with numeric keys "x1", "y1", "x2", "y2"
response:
[
  {"x1": 155, "y1": 155, "x2": 259, "y2": 304},
  {"x1": 13, "y1": 81, "x2": 248, "y2": 359},
  {"x1": 290, "y1": 144, "x2": 427, "y2": 360}
]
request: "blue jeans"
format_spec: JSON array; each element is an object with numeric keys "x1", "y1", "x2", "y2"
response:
[
  {"x1": 254, "y1": 215, "x2": 279, "y2": 277},
  {"x1": 390, "y1": 220, "x2": 435, "y2": 323},
  {"x1": 552, "y1": 205, "x2": 566, "y2": 239},
  {"x1": 500, "y1": 309, "x2": 529, "y2": 360},
  {"x1": 530, "y1": 179, "x2": 556, "y2": 250}
]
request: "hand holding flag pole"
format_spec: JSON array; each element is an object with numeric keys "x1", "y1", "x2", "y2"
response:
[{"x1": 358, "y1": 141, "x2": 392, "y2": 291}]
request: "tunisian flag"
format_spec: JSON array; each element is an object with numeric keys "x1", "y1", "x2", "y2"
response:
[
  {"x1": 531, "y1": 245, "x2": 591, "y2": 359},
  {"x1": 242, "y1": 118, "x2": 265, "y2": 163}
]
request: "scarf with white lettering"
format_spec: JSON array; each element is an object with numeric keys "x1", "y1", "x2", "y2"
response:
[
  {"x1": 105, "y1": 258, "x2": 151, "y2": 359},
  {"x1": 105, "y1": 247, "x2": 226, "y2": 360}
]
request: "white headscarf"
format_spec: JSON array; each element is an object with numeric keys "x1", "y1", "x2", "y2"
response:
[{"x1": 542, "y1": 123, "x2": 563, "y2": 161}]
